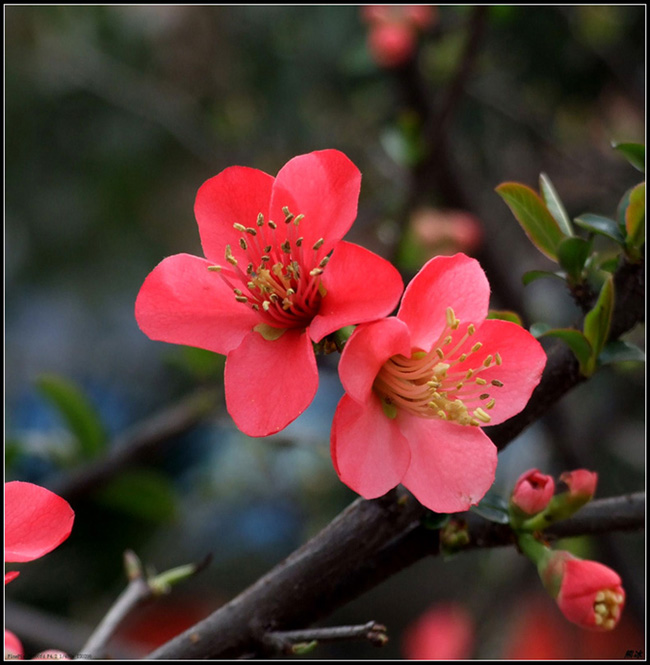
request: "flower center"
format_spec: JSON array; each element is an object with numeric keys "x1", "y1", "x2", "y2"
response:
[
  {"x1": 208, "y1": 207, "x2": 328, "y2": 329},
  {"x1": 593, "y1": 589, "x2": 624, "y2": 630},
  {"x1": 373, "y1": 307, "x2": 504, "y2": 426}
]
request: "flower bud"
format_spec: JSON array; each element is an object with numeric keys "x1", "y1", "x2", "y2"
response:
[
  {"x1": 539, "y1": 550, "x2": 625, "y2": 631},
  {"x1": 559, "y1": 469, "x2": 598, "y2": 505},
  {"x1": 510, "y1": 469, "x2": 555, "y2": 517}
]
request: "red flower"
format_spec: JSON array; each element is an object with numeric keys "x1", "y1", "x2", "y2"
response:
[
  {"x1": 5, "y1": 630, "x2": 24, "y2": 659},
  {"x1": 368, "y1": 23, "x2": 417, "y2": 68},
  {"x1": 511, "y1": 468, "x2": 555, "y2": 516},
  {"x1": 5, "y1": 481, "x2": 74, "y2": 584},
  {"x1": 402, "y1": 603, "x2": 474, "y2": 659},
  {"x1": 135, "y1": 150, "x2": 403, "y2": 437},
  {"x1": 554, "y1": 556, "x2": 626, "y2": 631},
  {"x1": 560, "y1": 469, "x2": 598, "y2": 503},
  {"x1": 331, "y1": 253, "x2": 546, "y2": 512}
]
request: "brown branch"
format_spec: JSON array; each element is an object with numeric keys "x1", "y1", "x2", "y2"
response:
[{"x1": 147, "y1": 490, "x2": 644, "y2": 660}]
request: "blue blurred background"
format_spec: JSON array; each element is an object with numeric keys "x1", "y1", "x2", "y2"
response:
[{"x1": 5, "y1": 5, "x2": 645, "y2": 658}]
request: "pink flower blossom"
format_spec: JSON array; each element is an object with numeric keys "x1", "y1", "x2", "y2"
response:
[
  {"x1": 5, "y1": 630, "x2": 24, "y2": 659},
  {"x1": 135, "y1": 150, "x2": 403, "y2": 437},
  {"x1": 511, "y1": 468, "x2": 555, "y2": 516},
  {"x1": 5, "y1": 481, "x2": 74, "y2": 584},
  {"x1": 541, "y1": 552, "x2": 626, "y2": 631},
  {"x1": 402, "y1": 603, "x2": 474, "y2": 659},
  {"x1": 331, "y1": 253, "x2": 546, "y2": 513}
]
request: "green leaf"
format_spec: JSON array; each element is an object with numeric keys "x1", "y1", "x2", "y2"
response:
[
  {"x1": 496, "y1": 183, "x2": 567, "y2": 260},
  {"x1": 557, "y1": 236, "x2": 591, "y2": 283},
  {"x1": 612, "y1": 141, "x2": 645, "y2": 173},
  {"x1": 625, "y1": 182, "x2": 645, "y2": 253},
  {"x1": 522, "y1": 270, "x2": 567, "y2": 286},
  {"x1": 36, "y1": 374, "x2": 107, "y2": 460},
  {"x1": 598, "y1": 340, "x2": 645, "y2": 366},
  {"x1": 94, "y1": 469, "x2": 177, "y2": 523},
  {"x1": 583, "y1": 275, "x2": 615, "y2": 376},
  {"x1": 539, "y1": 172, "x2": 574, "y2": 236},
  {"x1": 469, "y1": 490, "x2": 510, "y2": 524},
  {"x1": 573, "y1": 214, "x2": 625, "y2": 245},
  {"x1": 486, "y1": 309, "x2": 523, "y2": 325},
  {"x1": 536, "y1": 328, "x2": 593, "y2": 373}
]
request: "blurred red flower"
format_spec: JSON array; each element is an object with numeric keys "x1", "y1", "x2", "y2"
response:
[{"x1": 402, "y1": 603, "x2": 474, "y2": 659}]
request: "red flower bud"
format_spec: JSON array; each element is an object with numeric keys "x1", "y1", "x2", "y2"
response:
[
  {"x1": 540, "y1": 551, "x2": 625, "y2": 631},
  {"x1": 511, "y1": 468, "x2": 555, "y2": 515},
  {"x1": 560, "y1": 469, "x2": 598, "y2": 502}
]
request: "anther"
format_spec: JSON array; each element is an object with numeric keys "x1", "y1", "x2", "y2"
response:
[
  {"x1": 471, "y1": 342, "x2": 482, "y2": 353},
  {"x1": 239, "y1": 238, "x2": 248, "y2": 250},
  {"x1": 483, "y1": 355, "x2": 493, "y2": 367},
  {"x1": 235, "y1": 295, "x2": 248, "y2": 303},
  {"x1": 294, "y1": 214, "x2": 305, "y2": 225},
  {"x1": 436, "y1": 348, "x2": 444, "y2": 359},
  {"x1": 491, "y1": 379, "x2": 504, "y2": 387},
  {"x1": 281, "y1": 240, "x2": 291, "y2": 254},
  {"x1": 262, "y1": 301, "x2": 271, "y2": 311},
  {"x1": 233, "y1": 288, "x2": 243, "y2": 296},
  {"x1": 319, "y1": 256, "x2": 330, "y2": 268},
  {"x1": 225, "y1": 245, "x2": 238, "y2": 266},
  {"x1": 475, "y1": 378, "x2": 487, "y2": 386},
  {"x1": 446, "y1": 307, "x2": 456, "y2": 328},
  {"x1": 233, "y1": 222, "x2": 246, "y2": 232},
  {"x1": 474, "y1": 408, "x2": 491, "y2": 423},
  {"x1": 246, "y1": 227, "x2": 257, "y2": 235},
  {"x1": 495, "y1": 353, "x2": 502, "y2": 365},
  {"x1": 268, "y1": 220, "x2": 277, "y2": 230},
  {"x1": 444, "y1": 336, "x2": 453, "y2": 345},
  {"x1": 458, "y1": 353, "x2": 467, "y2": 362},
  {"x1": 468, "y1": 324, "x2": 476, "y2": 335},
  {"x1": 264, "y1": 245, "x2": 272, "y2": 253},
  {"x1": 296, "y1": 237, "x2": 303, "y2": 247},
  {"x1": 479, "y1": 393, "x2": 490, "y2": 400},
  {"x1": 208, "y1": 265, "x2": 222, "y2": 272},
  {"x1": 486, "y1": 399, "x2": 496, "y2": 409},
  {"x1": 256, "y1": 213, "x2": 264, "y2": 226},
  {"x1": 313, "y1": 238, "x2": 324, "y2": 250},
  {"x1": 310, "y1": 268, "x2": 324, "y2": 276}
]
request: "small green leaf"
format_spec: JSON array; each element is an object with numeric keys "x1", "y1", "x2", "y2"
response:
[
  {"x1": 583, "y1": 276, "x2": 615, "y2": 376},
  {"x1": 557, "y1": 236, "x2": 591, "y2": 283},
  {"x1": 625, "y1": 182, "x2": 645, "y2": 253},
  {"x1": 573, "y1": 214, "x2": 625, "y2": 245},
  {"x1": 94, "y1": 469, "x2": 177, "y2": 523},
  {"x1": 496, "y1": 183, "x2": 567, "y2": 260},
  {"x1": 522, "y1": 270, "x2": 567, "y2": 286},
  {"x1": 469, "y1": 490, "x2": 510, "y2": 524},
  {"x1": 486, "y1": 310, "x2": 523, "y2": 325},
  {"x1": 36, "y1": 374, "x2": 107, "y2": 460},
  {"x1": 598, "y1": 340, "x2": 645, "y2": 366},
  {"x1": 539, "y1": 173, "x2": 574, "y2": 236},
  {"x1": 612, "y1": 141, "x2": 645, "y2": 173},
  {"x1": 536, "y1": 328, "x2": 593, "y2": 373}
]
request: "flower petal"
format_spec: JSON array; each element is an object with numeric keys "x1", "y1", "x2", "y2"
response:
[
  {"x1": 5, "y1": 482, "x2": 74, "y2": 563},
  {"x1": 194, "y1": 166, "x2": 274, "y2": 263},
  {"x1": 463, "y1": 318, "x2": 546, "y2": 425},
  {"x1": 338, "y1": 317, "x2": 412, "y2": 404},
  {"x1": 225, "y1": 328, "x2": 318, "y2": 437},
  {"x1": 398, "y1": 416, "x2": 497, "y2": 512},
  {"x1": 309, "y1": 241, "x2": 404, "y2": 342},
  {"x1": 268, "y1": 150, "x2": 362, "y2": 254},
  {"x1": 135, "y1": 253, "x2": 260, "y2": 356},
  {"x1": 331, "y1": 393, "x2": 410, "y2": 499},
  {"x1": 398, "y1": 254, "x2": 490, "y2": 351}
]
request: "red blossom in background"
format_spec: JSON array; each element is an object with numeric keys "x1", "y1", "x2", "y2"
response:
[
  {"x1": 402, "y1": 603, "x2": 475, "y2": 659},
  {"x1": 361, "y1": 5, "x2": 438, "y2": 68},
  {"x1": 511, "y1": 468, "x2": 555, "y2": 516},
  {"x1": 5, "y1": 481, "x2": 74, "y2": 584},
  {"x1": 331, "y1": 253, "x2": 546, "y2": 513},
  {"x1": 135, "y1": 150, "x2": 403, "y2": 437},
  {"x1": 5, "y1": 630, "x2": 24, "y2": 659}
]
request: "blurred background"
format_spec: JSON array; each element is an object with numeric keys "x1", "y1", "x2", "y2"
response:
[{"x1": 5, "y1": 5, "x2": 645, "y2": 659}]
